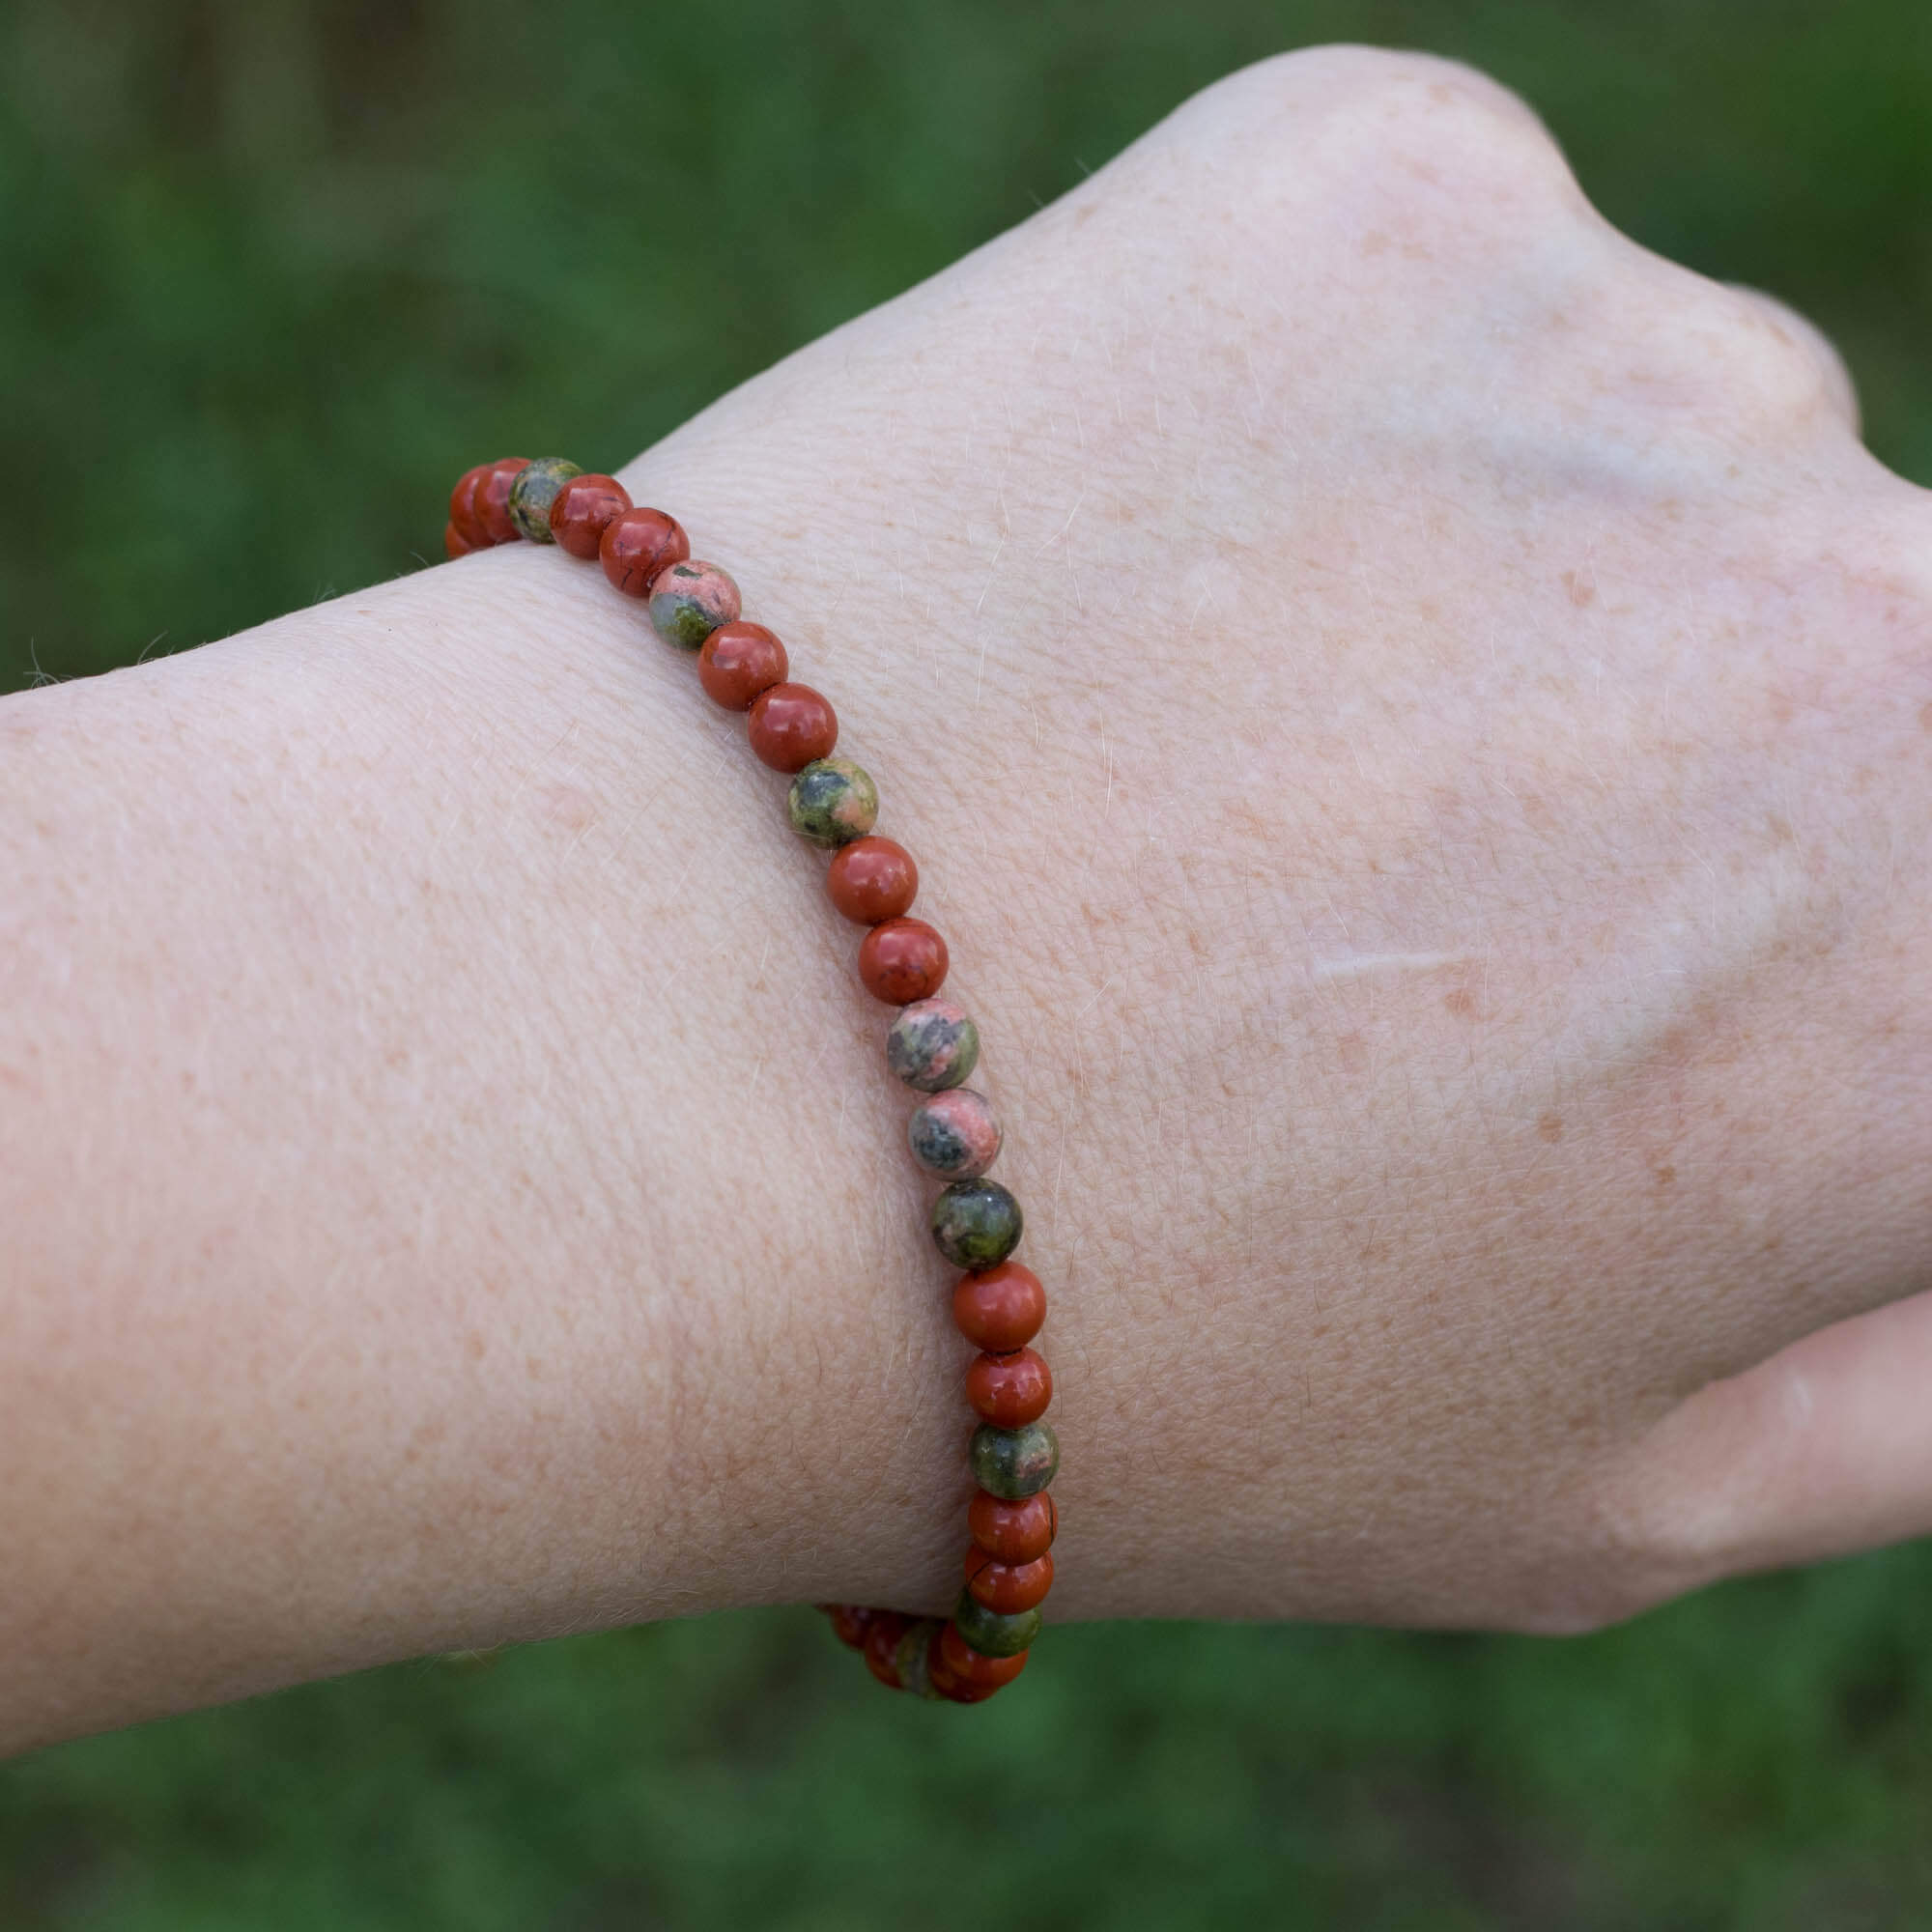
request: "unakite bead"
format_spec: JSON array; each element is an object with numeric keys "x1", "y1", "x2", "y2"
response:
[
  {"x1": 887, "y1": 999, "x2": 980, "y2": 1093},
  {"x1": 507, "y1": 457, "x2": 583, "y2": 542},
  {"x1": 894, "y1": 1617, "x2": 947, "y2": 1700},
  {"x1": 952, "y1": 1587, "x2": 1041, "y2": 1659},
  {"x1": 939, "y1": 1620, "x2": 1030, "y2": 1688},
  {"x1": 908, "y1": 1089, "x2": 1002, "y2": 1180},
  {"x1": 970, "y1": 1419, "x2": 1059, "y2": 1498},
  {"x1": 786, "y1": 757, "x2": 878, "y2": 848},
  {"x1": 649, "y1": 558, "x2": 741, "y2": 649},
  {"x1": 932, "y1": 1179, "x2": 1022, "y2": 1269}
]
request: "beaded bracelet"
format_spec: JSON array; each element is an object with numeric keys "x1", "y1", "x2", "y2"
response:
[{"x1": 442, "y1": 456, "x2": 1059, "y2": 1702}]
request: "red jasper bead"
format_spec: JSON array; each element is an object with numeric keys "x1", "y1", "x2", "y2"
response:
[
  {"x1": 698, "y1": 620, "x2": 789, "y2": 710},
  {"x1": 475, "y1": 458, "x2": 531, "y2": 545},
  {"x1": 748, "y1": 682, "x2": 838, "y2": 773},
  {"x1": 938, "y1": 1621, "x2": 1030, "y2": 1688},
  {"x1": 548, "y1": 472, "x2": 633, "y2": 558},
  {"x1": 826, "y1": 837, "x2": 919, "y2": 925},
  {"x1": 862, "y1": 1612, "x2": 911, "y2": 1689},
  {"x1": 952, "y1": 1261, "x2": 1046, "y2": 1351},
  {"x1": 966, "y1": 1347, "x2": 1052, "y2": 1427},
  {"x1": 930, "y1": 1649, "x2": 1004, "y2": 1703},
  {"x1": 968, "y1": 1489, "x2": 1057, "y2": 1564},
  {"x1": 858, "y1": 918, "x2": 948, "y2": 1004},
  {"x1": 449, "y1": 463, "x2": 494, "y2": 549},
  {"x1": 444, "y1": 521, "x2": 475, "y2": 559},
  {"x1": 600, "y1": 506, "x2": 690, "y2": 596},
  {"x1": 826, "y1": 1604, "x2": 874, "y2": 1650},
  {"x1": 964, "y1": 1546, "x2": 1055, "y2": 1614}
]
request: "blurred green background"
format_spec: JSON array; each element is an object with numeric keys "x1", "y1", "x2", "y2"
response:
[{"x1": 4, "y1": 0, "x2": 1932, "y2": 1924}]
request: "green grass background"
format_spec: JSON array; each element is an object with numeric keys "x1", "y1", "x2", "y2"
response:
[{"x1": 4, "y1": 0, "x2": 1931, "y2": 1923}]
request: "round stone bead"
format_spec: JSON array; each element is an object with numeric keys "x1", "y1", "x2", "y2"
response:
[
  {"x1": 862, "y1": 1611, "x2": 912, "y2": 1689},
  {"x1": 886, "y1": 998, "x2": 980, "y2": 1093},
  {"x1": 952, "y1": 1261, "x2": 1045, "y2": 1351},
  {"x1": 649, "y1": 558, "x2": 741, "y2": 649},
  {"x1": 748, "y1": 682, "x2": 838, "y2": 772},
  {"x1": 548, "y1": 472, "x2": 632, "y2": 558},
  {"x1": 508, "y1": 457, "x2": 583, "y2": 542},
  {"x1": 952, "y1": 1588, "x2": 1041, "y2": 1659},
  {"x1": 932, "y1": 1179, "x2": 1022, "y2": 1269},
  {"x1": 908, "y1": 1088, "x2": 1002, "y2": 1180},
  {"x1": 859, "y1": 918, "x2": 949, "y2": 1005},
  {"x1": 443, "y1": 521, "x2": 474, "y2": 559},
  {"x1": 449, "y1": 463, "x2": 494, "y2": 548},
  {"x1": 697, "y1": 620, "x2": 788, "y2": 710},
  {"x1": 970, "y1": 1419, "x2": 1059, "y2": 1499},
  {"x1": 475, "y1": 458, "x2": 531, "y2": 544},
  {"x1": 939, "y1": 1619, "x2": 1031, "y2": 1688},
  {"x1": 894, "y1": 1617, "x2": 948, "y2": 1700},
  {"x1": 826, "y1": 836, "x2": 918, "y2": 924},
  {"x1": 967, "y1": 1347, "x2": 1052, "y2": 1428},
  {"x1": 600, "y1": 506, "x2": 689, "y2": 597},
  {"x1": 825, "y1": 1603, "x2": 874, "y2": 1650},
  {"x1": 926, "y1": 1644, "x2": 1001, "y2": 1704},
  {"x1": 965, "y1": 1546, "x2": 1055, "y2": 1614},
  {"x1": 787, "y1": 757, "x2": 879, "y2": 848},
  {"x1": 969, "y1": 1488, "x2": 1057, "y2": 1564}
]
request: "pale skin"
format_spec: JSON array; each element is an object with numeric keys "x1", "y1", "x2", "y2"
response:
[{"x1": 4, "y1": 47, "x2": 1930, "y2": 1756}]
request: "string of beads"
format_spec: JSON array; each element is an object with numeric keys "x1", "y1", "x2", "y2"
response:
[{"x1": 444, "y1": 457, "x2": 1059, "y2": 1702}]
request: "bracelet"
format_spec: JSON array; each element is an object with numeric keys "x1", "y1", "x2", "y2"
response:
[{"x1": 443, "y1": 458, "x2": 1059, "y2": 1702}]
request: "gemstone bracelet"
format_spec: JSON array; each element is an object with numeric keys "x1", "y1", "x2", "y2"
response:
[{"x1": 443, "y1": 457, "x2": 1059, "y2": 1701}]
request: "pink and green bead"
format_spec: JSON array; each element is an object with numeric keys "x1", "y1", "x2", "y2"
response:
[
  {"x1": 908, "y1": 1088, "x2": 1002, "y2": 1179},
  {"x1": 649, "y1": 559, "x2": 742, "y2": 649},
  {"x1": 786, "y1": 757, "x2": 879, "y2": 848},
  {"x1": 886, "y1": 997, "x2": 980, "y2": 1093}
]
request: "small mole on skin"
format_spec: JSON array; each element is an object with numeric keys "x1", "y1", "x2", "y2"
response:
[
  {"x1": 1654, "y1": 1164, "x2": 1677, "y2": 1187},
  {"x1": 1442, "y1": 987, "x2": 1477, "y2": 1019},
  {"x1": 1561, "y1": 570, "x2": 1596, "y2": 608},
  {"x1": 1538, "y1": 1113, "x2": 1564, "y2": 1143}
]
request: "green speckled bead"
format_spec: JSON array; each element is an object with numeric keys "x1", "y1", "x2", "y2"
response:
[
  {"x1": 648, "y1": 558, "x2": 741, "y2": 649},
  {"x1": 507, "y1": 458, "x2": 583, "y2": 543},
  {"x1": 894, "y1": 1617, "x2": 947, "y2": 1700},
  {"x1": 886, "y1": 998, "x2": 980, "y2": 1093},
  {"x1": 970, "y1": 1420, "x2": 1060, "y2": 1499},
  {"x1": 952, "y1": 1589, "x2": 1041, "y2": 1659},
  {"x1": 932, "y1": 1179, "x2": 1023, "y2": 1269},
  {"x1": 787, "y1": 757, "x2": 879, "y2": 848}
]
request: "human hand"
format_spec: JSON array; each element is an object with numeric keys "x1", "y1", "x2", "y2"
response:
[{"x1": 5, "y1": 45, "x2": 1928, "y2": 1749}]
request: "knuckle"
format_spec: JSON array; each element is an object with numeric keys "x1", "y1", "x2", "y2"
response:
[
  {"x1": 1210, "y1": 45, "x2": 1578, "y2": 205},
  {"x1": 1714, "y1": 284, "x2": 1861, "y2": 434}
]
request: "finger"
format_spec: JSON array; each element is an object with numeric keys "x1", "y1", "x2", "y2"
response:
[
  {"x1": 1613, "y1": 1288, "x2": 1932, "y2": 1600},
  {"x1": 1725, "y1": 282, "x2": 1862, "y2": 436}
]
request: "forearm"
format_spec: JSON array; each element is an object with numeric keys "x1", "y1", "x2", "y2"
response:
[{"x1": 0, "y1": 530, "x2": 978, "y2": 1749}]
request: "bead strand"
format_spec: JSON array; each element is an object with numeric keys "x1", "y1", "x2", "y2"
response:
[{"x1": 441, "y1": 457, "x2": 1058, "y2": 1703}]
